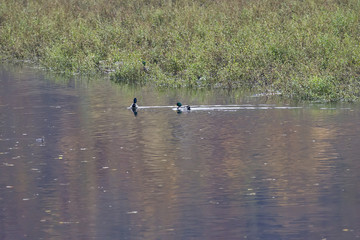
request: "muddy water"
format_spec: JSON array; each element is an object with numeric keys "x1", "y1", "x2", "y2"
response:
[{"x1": 0, "y1": 65, "x2": 360, "y2": 239}]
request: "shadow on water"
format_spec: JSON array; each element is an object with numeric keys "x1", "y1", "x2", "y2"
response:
[{"x1": 1, "y1": 64, "x2": 360, "y2": 240}]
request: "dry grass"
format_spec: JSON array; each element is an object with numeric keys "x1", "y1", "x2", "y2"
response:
[{"x1": 1, "y1": 0, "x2": 360, "y2": 101}]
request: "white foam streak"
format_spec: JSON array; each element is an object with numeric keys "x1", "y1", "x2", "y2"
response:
[{"x1": 128, "y1": 104, "x2": 302, "y2": 111}]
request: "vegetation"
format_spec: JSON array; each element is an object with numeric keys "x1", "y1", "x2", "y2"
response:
[{"x1": 1, "y1": 0, "x2": 360, "y2": 101}]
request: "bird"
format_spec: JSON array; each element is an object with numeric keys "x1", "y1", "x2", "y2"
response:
[
  {"x1": 36, "y1": 136, "x2": 45, "y2": 143},
  {"x1": 176, "y1": 102, "x2": 191, "y2": 111},
  {"x1": 130, "y1": 98, "x2": 138, "y2": 116},
  {"x1": 142, "y1": 61, "x2": 149, "y2": 73},
  {"x1": 130, "y1": 98, "x2": 138, "y2": 109}
]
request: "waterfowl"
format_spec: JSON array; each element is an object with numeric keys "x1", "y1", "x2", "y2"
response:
[
  {"x1": 130, "y1": 98, "x2": 138, "y2": 116},
  {"x1": 176, "y1": 102, "x2": 191, "y2": 111},
  {"x1": 36, "y1": 136, "x2": 45, "y2": 143},
  {"x1": 130, "y1": 98, "x2": 138, "y2": 109}
]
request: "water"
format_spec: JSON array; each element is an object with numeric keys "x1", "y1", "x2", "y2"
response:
[{"x1": 0, "y1": 64, "x2": 360, "y2": 240}]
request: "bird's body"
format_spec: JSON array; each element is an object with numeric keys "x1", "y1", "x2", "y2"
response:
[
  {"x1": 176, "y1": 102, "x2": 191, "y2": 111},
  {"x1": 129, "y1": 98, "x2": 138, "y2": 116},
  {"x1": 130, "y1": 98, "x2": 138, "y2": 109},
  {"x1": 36, "y1": 136, "x2": 45, "y2": 143}
]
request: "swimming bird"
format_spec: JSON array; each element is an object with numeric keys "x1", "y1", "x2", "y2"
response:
[
  {"x1": 36, "y1": 136, "x2": 45, "y2": 143},
  {"x1": 130, "y1": 98, "x2": 138, "y2": 109},
  {"x1": 130, "y1": 98, "x2": 138, "y2": 116},
  {"x1": 176, "y1": 102, "x2": 191, "y2": 111}
]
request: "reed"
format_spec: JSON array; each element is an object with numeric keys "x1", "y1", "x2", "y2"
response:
[{"x1": 1, "y1": 0, "x2": 360, "y2": 101}]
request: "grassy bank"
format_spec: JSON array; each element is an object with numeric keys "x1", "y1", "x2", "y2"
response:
[{"x1": 1, "y1": 0, "x2": 360, "y2": 101}]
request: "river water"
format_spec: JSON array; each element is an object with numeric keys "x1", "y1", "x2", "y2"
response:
[{"x1": 0, "y1": 64, "x2": 360, "y2": 240}]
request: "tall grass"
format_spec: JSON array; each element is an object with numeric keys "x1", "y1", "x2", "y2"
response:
[{"x1": 1, "y1": 0, "x2": 360, "y2": 101}]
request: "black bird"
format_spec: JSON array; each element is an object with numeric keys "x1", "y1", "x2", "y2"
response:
[
  {"x1": 130, "y1": 98, "x2": 138, "y2": 116},
  {"x1": 130, "y1": 98, "x2": 138, "y2": 109}
]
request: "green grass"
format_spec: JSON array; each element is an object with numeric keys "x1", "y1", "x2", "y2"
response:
[{"x1": 1, "y1": 0, "x2": 360, "y2": 101}]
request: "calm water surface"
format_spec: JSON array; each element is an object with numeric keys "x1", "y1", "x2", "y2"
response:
[{"x1": 0, "y1": 65, "x2": 360, "y2": 240}]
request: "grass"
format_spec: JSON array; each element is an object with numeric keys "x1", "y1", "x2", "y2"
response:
[{"x1": 1, "y1": 0, "x2": 360, "y2": 101}]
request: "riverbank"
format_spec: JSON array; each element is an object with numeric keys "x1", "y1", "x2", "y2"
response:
[{"x1": 1, "y1": 0, "x2": 359, "y2": 101}]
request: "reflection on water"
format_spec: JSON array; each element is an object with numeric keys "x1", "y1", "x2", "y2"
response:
[{"x1": 1, "y1": 65, "x2": 360, "y2": 240}]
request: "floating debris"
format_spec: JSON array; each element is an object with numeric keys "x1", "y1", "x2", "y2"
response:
[
  {"x1": 3, "y1": 163, "x2": 14, "y2": 167},
  {"x1": 320, "y1": 108, "x2": 337, "y2": 110},
  {"x1": 50, "y1": 106, "x2": 62, "y2": 109},
  {"x1": 246, "y1": 193, "x2": 256, "y2": 196},
  {"x1": 59, "y1": 221, "x2": 79, "y2": 224},
  {"x1": 126, "y1": 211, "x2": 138, "y2": 214}
]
